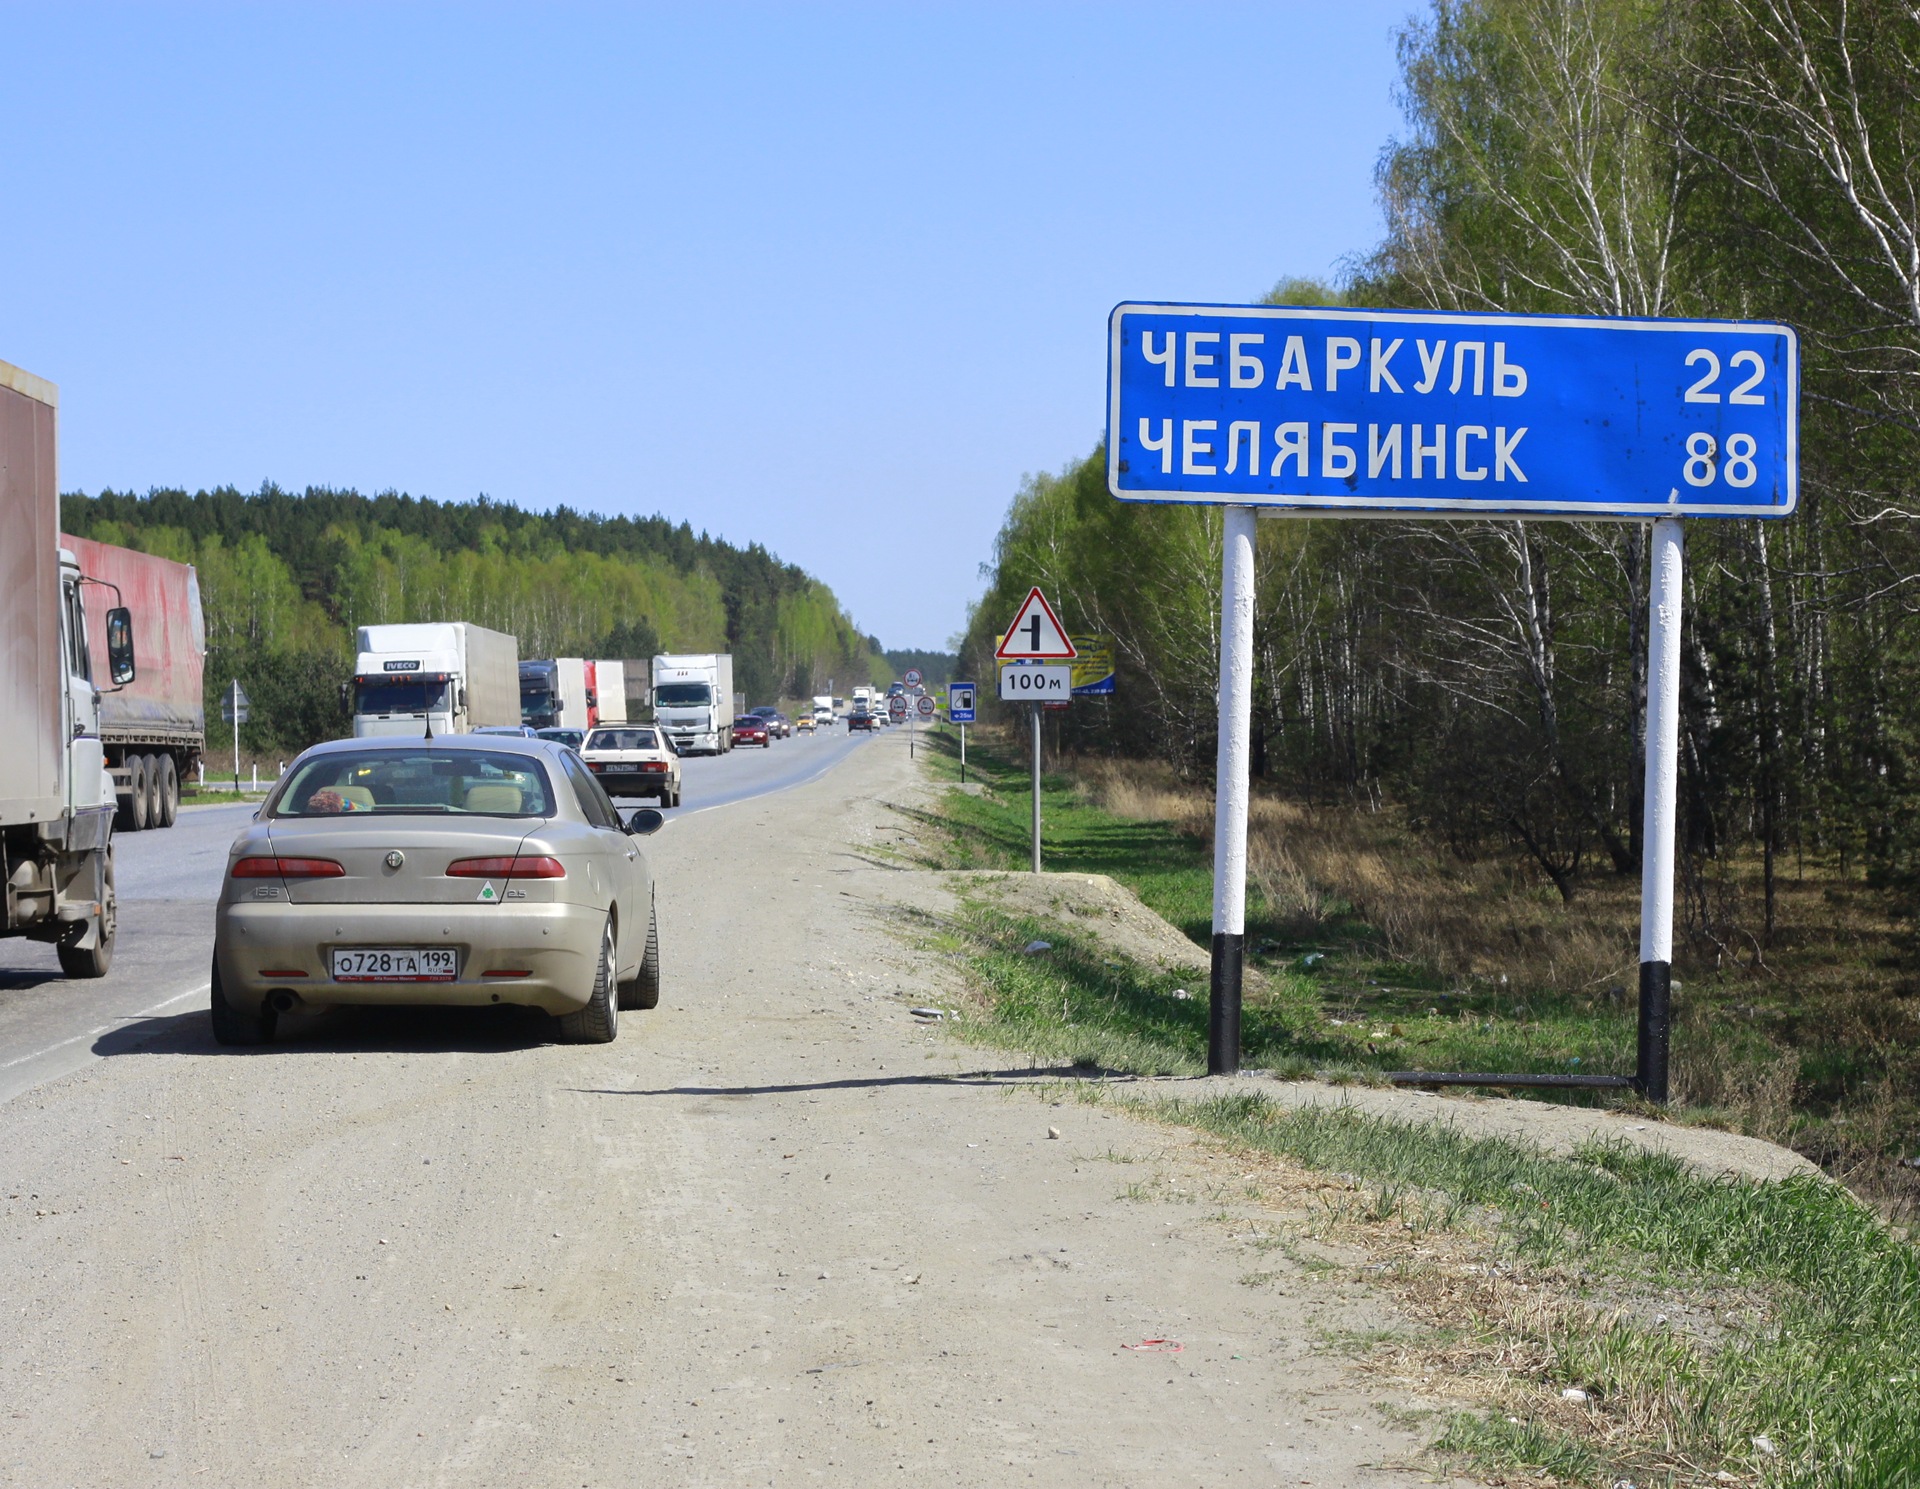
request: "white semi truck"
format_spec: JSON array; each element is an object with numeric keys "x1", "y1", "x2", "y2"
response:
[
  {"x1": 350, "y1": 623, "x2": 520, "y2": 738},
  {"x1": 1, "y1": 359, "x2": 135, "y2": 977},
  {"x1": 651, "y1": 653, "x2": 734, "y2": 755}
]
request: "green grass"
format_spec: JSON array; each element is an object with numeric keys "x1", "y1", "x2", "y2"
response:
[
  {"x1": 915, "y1": 726, "x2": 1266, "y2": 946},
  {"x1": 917, "y1": 728, "x2": 1662, "y2": 1094},
  {"x1": 1146, "y1": 1095, "x2": 1920, "y2": 1488}
]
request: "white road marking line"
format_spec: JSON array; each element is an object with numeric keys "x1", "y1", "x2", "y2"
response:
[{"x1": 0, "y1": 981, "x2": 210, "y2": 1072}]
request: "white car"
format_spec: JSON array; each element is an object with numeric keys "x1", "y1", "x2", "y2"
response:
[{"x1": 580, "y1": 726, "x2": 682, "y2": 807}]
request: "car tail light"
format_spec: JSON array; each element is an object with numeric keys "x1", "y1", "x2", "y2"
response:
[
  {"x1": 231, "y1": 857, "x2": 345, "y2": 879},
  {"x1": 640, "y1": 762, "x2": 666, "y2": 772},
  {"x1": 446, "y1": 856, "x2": 567, "y2": 880}
]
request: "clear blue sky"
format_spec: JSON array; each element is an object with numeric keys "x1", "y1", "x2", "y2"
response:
[{"x1": 2, "y1": 3, "x2": 1412, "y2": 651}]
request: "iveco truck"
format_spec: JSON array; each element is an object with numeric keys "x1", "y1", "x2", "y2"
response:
[
  {"x1": 651, "y1": 653, "x2": 734, "y2": 754},
  {"x1": 1, "y1": 359, "x2": 135, "y2": 977},
  {"x1": 350, "y1": 623, "x2": 520, "y2": 737}
]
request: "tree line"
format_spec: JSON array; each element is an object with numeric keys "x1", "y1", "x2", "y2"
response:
[
  {"x1": 961, "y1": 0, "x2": 1920, "y2": 942},
  {"x1": 63, "y1": 483, "x2": 891, "y2": 751}
]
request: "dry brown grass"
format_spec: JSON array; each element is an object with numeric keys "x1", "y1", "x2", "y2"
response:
[{"x1": 1074, "y1": 754, "x2": 1637, "y2": 989}]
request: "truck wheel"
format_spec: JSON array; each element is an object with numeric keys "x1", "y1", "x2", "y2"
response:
[
  {"x1": 557, "y1": 923, "x2": 619, "y2": 1044},
  {"x1": 126, "y1": 756, "x2": 150, "y2": 832},
  {"x1": 618, "y1": 900, "x2": 660, "y2": 1010},
  {"x1": 144, "y1": 755, "x2": 165, "y2": 827},
  {"x1": 157, "y1": 755, "x2": 179, "y2": 827},
  {"x1": 114, "y1": 768, "x2": 138, "y2": 832},
  {"x1": 56, "y1": 848, "x2": 116, "y2": 979},
  {"x1": 210, "y1": 960, "x2": 274, "y2": 1046}
]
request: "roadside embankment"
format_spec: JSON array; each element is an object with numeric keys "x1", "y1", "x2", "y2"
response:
[{"x1": 877, "y1": 731, "x2": 1920, "y2": 1487}]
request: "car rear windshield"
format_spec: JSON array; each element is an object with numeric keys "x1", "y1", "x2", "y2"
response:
[
  {"x1": 271, "y1": 749, "x2": 557, "y2": 817},
  {"x1": 587, "y1": 729, "x2": 659, "y2": 751}
]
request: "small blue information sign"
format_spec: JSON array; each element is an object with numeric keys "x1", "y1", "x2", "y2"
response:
[
  {"x1": 947, "y1": 683, "x2": 976, "y2": 724},
  {"x1": 1108, "y1": 304, "x2": 1798, "y2": 519}
]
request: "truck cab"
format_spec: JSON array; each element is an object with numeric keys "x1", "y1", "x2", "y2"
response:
[
  {"x1": 352, "y1": 649, "x2": 463, "y2": 737},
  {"x1": 3, "y1": 360, "x2": 135, "y2": 978}
]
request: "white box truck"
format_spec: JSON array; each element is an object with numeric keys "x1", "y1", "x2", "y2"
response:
[
  {"x1": 1, "y1": 359, "x2": 131, "y2": 976},
  {"x1": 350, "y1": 623, "x2": 520, "y2": 738},
  {"x1": 811, "y1": 694, "x2": 834, "y2": 727},
  {"x1": 651, "y1": 653, "x2": 734, "y2": 754},
  {"x1": 593, "y1": 660, "x2": 628, "y2": 724}
]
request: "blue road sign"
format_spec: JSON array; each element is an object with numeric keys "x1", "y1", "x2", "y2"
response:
[
  {"x1": 1108, "y1": 304, "x2": 1798, "y2": 519},
  {"x1": 947, "y1": 683, "x2": 977, "y2": 724}
]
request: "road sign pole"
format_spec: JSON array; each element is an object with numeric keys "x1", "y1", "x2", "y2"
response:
[
  {"x1": 1030, "y1": 704, "x2": 1043, "y2": 873},
  {"x1": 960, "y1": 723, "x2": 966, "y2": 784},
  {"x1": 1636, "y1": 517, "x2": 1685, "y2": 1103},
  {"x1": 231, "y1": 678, "x2": 242, "y2": 794},
  {"x1": 1209, "y1": 506, "x2": 1257, "y2": 1075}
]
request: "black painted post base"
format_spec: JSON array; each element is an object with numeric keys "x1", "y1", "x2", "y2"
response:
[
  {"x1": 1208, "y1": 932, "x2": 1243, "y2": 1075},
  {"x1": 1634, "y1": 959, "x2": 1671, "y2": 1103}
]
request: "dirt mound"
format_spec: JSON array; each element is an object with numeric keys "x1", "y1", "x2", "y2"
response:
[{"x1": 943, "y1": 869, "x2": 1213, "y2": 978}]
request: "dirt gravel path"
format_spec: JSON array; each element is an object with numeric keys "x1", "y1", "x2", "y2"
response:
[{"x1": 0, "y1": 729, "x2": 1477, "y2": 1487}]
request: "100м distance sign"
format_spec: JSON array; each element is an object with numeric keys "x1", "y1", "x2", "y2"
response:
[{"x1": 1107, "y1": 303, "x2": 1797, "y2": 519}]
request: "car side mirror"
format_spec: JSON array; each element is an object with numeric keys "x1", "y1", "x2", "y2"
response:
[
  {"x1": 624, "y1": 807, "x2": 665, "y2": 835},
  {"x1": 105, "y1": 607, "x2": 136, "y2": 686}
]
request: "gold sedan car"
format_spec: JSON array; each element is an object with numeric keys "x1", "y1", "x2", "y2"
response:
[{"x1": 212, "y1": 736, "x2": 662, "y2": 1046}]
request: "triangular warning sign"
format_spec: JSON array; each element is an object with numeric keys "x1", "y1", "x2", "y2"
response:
[{"x1": 995, "y1": 588, "x2": 1078, "y2": 660}]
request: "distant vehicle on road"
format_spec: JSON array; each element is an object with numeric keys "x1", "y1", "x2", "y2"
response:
[
  {"x1": 475, "y1": 725, "x2": 540, "y2": 737},
  {"x1": 748, "y1": 706, "x2": 789, "y2": 739},
  {"x1": 581, "y1": 726, "x2": 681, "y2": 807},
  {"x1": 351, "y1": 622, "x2": 519, "y2": 738},
  {"x1": 794, "y1": 712, "x2": 815, "y2": 733},
  {"x1": 211, "y1": 736, "x2": 663, "y2": 1046},
  {"x1": 536, "y1": 727, "x2": 586, "y2": 753},
  {"x1": 653, "y1": 653, "x2": 735, "y2": 755},
  {"x1": 731, "y1": 715, "x2": 771, "y2": 747},
  {"x1": 848, "y1": 709, "x2": 874, "y2": 732}
]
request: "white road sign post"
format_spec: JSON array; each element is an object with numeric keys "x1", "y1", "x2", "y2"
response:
[
  {"x1": 1111, "y1": 301, "x2": 1798, "y2": 1088},
  {"x1": 222, "y1": 679, "x2": 251, "y2": 794},
  {"x1": 948, "y1": 683, "x2": 977, "y2": 782},
  {"x1": 997, "y1": 590, "x2": 1078, "y2": 873}
]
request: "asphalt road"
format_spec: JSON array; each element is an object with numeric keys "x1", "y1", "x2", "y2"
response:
[{"x1": 0, "y1": 723, "x2": 881, "y2": 1105}]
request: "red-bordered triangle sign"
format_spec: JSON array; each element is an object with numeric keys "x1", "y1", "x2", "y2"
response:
[{"x1": 996, "y1": 588, "x2": 1078, "y2": 660}]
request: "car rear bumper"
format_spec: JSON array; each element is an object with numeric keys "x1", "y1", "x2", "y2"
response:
[
  {"x1": 592, "y1": 771, "x2": 671, "y2": 794},
  {"x1": 215, "y1": 898, "x2": 606, "y2": 1016}
]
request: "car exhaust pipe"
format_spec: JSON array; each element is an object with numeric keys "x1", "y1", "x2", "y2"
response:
[{"x1": 268, "y1": 989, "x2": 302, "y2": 1015}]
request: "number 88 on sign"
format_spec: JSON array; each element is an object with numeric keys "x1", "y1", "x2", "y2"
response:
[{"x1": 1108, "y1": 304, "x2": 1798, "y2": 519}]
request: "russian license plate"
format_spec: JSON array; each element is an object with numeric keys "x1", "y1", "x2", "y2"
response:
[{"x1": 331, "y1": 947, "x2": 458, "y2": 983}]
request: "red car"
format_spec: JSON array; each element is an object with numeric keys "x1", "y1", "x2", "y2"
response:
[{"x1": 731, "y1": 715, "x2": 771, "y2": 747}]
